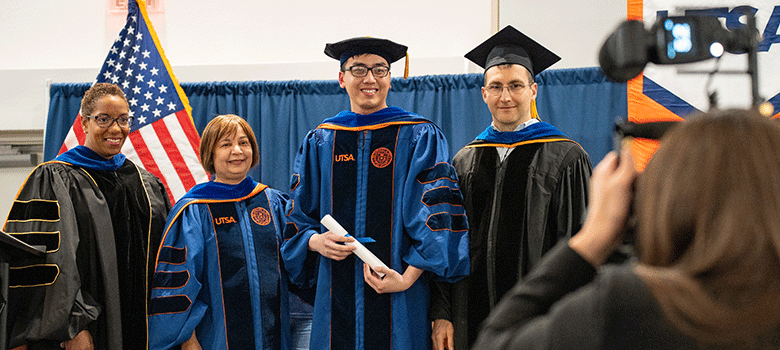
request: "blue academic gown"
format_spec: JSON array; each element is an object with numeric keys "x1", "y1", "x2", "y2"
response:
[
  {"x1": 281, "y1": 107, "x2": 470, "y2": 350},
  {"x1": 148, "y1": 177, "x2": 293, "y2": 350}
]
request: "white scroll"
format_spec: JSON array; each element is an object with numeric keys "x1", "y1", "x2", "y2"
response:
[{"x1": 320, "y1": 214, "x2": 389, "y2": 278}]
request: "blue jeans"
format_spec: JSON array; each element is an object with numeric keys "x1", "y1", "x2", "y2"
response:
[{"x1": 290, "y1": 317, "x2": 312, "y2": 350}]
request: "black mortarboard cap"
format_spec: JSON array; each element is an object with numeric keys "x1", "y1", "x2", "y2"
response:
[
  {"x1": 324, "y1": 37, "x2": 408, "y2": 68},
  {"x1": 465, "y1": 25, "x2": 560, "y2": 76}
]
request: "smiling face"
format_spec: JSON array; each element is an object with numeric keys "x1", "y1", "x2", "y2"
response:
[
  {"x1": 481, "y1": 64, "x2": 538, "y2": 131},
  {"x1": 212, "y1": 127, "x2": 253, "y2": 185},
  {"x1": 81, "y1": 95, "x2": 130, "y2": 159},
  {"x1": 338, "y1": 53, "x2": 391, "y2": 115}
]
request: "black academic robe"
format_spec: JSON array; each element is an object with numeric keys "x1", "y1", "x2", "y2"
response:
[
  {"x1": 472, "y1": 243, "x2": 699, "y2": 349},
  {"x1": 430, "y1": 136, "x2": 591, "y2": 349},
  {"x1": 3, "y1": 156, "x2": 170, "y2": 349}
]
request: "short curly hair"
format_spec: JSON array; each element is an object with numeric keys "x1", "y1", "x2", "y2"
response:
[{"x1": 80, "y1": 83, "x2": 128, "y2": 116}]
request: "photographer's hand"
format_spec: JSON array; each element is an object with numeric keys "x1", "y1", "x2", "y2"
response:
[{"x1": 570, "y1": 147, "x2": 637, "y2": 267}]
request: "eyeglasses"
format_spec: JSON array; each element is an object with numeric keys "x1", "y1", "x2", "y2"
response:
[
  {"x1": 84, "y1": 115, "x2": 134, "y2": 128},
  {"x1": 485, "y1": 83, "x2": 534, "y2": 95},
  {"x1": 343, "y1": 65, "x2": 390, "y2": 78}
]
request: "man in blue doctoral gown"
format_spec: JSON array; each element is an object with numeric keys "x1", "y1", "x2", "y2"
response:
[{"x1": 281, "y1": 36, "x2": 470, "y2": 350}]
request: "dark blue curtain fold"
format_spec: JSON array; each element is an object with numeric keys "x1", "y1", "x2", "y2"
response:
[
  {"x1": 46, "y1": 82, "x2": 92, "y2": 157},
  {"x1": 535, "y1": 67, "x2": 626, "y2": 164},
  {"x1": 45, "y1": 67, "x2": 625, "y2": 192}
]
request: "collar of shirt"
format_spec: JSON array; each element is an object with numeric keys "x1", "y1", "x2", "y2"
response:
[
  {"x1": 493, "y1": 119, "x2": 539, "y2": 161},
  {"x1": 490, "y1": 118, "x2": 539, "y2": 133}
]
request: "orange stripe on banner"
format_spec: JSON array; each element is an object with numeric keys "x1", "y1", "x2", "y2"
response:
[
  {"x1": 129, "y1": 131, "x2": 174, "y2": 202},
  {"x1": 630, "y1": 138, "x2": 661, "y2": 171},
  {"x1": 175, "y1": 110, "x2": 202, "y2": 158},
  {"x1": 151, "y1": 120, "x2": 197, "y2": 191},
  {"x1": 627, "y1": 76, "x2": 684, "y2": 170},
  {"x1": 627, "y1": 0, "x2": 643, "y2": 20}
]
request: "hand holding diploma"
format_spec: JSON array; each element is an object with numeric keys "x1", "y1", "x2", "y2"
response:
[
  {"x1": 320, "y1": 215, "x2": 388, "y2": 277},
  {"x1": 308, "y1": 217, "x2": 356, "y2": 261},
  {"x1": 318, "y1": 215, "x2": 424, "y2": 292}
]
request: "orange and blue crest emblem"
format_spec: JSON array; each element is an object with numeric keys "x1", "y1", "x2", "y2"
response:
[
  {"x1": 371, "y1": 147, "x2": 393, "y2": 169},
  {"x1": 251, "y1": 207, "x2": 271, "y2": 226}
]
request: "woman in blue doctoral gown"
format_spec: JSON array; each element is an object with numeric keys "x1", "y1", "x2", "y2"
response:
[{"x1": 148, "y1": 114, "x2": 295, "y2": 350}]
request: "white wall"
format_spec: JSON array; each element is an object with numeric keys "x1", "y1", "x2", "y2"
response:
[
  {"x1": 500, "y1": 0, "x2": 627, "y2": 69},
  {"x1": 0, "y1": 0, "x2": 627, "y2": 221}
]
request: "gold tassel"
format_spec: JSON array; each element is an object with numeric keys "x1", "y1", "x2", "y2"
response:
[
  {"x1": 404, "y1": 53, "x2": 409, "y2": 79},
  {"x1": 531, "y1": 100, "x2": 540, "y2": 120}
]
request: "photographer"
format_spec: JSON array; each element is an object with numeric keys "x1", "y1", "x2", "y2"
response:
[{"x1": 473, "y1": 110, "x2": 780, "y2": 349}]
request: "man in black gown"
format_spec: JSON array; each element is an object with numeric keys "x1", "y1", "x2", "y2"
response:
[{"x1": 430, "y1": 26, "x2": 592, "y2": 350}]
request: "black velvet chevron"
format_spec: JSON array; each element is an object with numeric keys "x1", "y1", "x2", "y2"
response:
[
  {"x1": 157, "y1": 246, "x2": 186, "y2": 265},
  {"x1": 9, "y1": 232, "x2": 60, "y2": 253},
  {"x1": 426, "y1": 213, "x2": 469, "y2": 232},
  {"x1": 7, "y1": 200, "x2": 59, "y2": 221},
  {"x1": 422, "y1": 187, "x2": 464, "y2": 207},
  {"x1": 148, "y1": 295, "x2": 191, "y2": 315},
  {"x1": 9, "y1": 264, "x2": 59, "y2": 287},
  {"x1": 153, "y1": 270, "x2": 189, "y2": 289}
]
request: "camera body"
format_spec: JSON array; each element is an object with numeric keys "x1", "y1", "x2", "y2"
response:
[
  {"x1": 598, "y1": 14, "x2": 755, "y2": 82},
  {"x1": 650, "y1": 16, "x2": 725, "y2": 64}
]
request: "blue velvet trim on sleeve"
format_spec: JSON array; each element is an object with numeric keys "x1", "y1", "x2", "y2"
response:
[{"x1": 416, "y1": 163, "x2": 458, "y2": 184}]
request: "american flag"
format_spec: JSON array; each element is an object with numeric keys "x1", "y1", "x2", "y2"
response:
[{"x1": 59, "y1": 0, "x2": 208, "y2": 201}]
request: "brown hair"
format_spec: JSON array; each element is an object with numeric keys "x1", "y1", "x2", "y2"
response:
[
  {"x1": 483, "y1": 63, "x2": 535, "y2": 86},
  {"x1": 634, "y1": 109, "x2": 780, "y2": 347},
  {"x1": 199, "y1": 114, "x2": 259, "y2": 174},
  {"x1": 80, "y1": 83, "x2": 128, "y2": 116}
]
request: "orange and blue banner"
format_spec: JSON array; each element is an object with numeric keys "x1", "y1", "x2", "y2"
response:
[{"x1": 627, "y1": 0, "x2": 780, "y2": 168}]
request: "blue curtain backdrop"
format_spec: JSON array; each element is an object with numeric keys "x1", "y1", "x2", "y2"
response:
[{"x1": 46, "y1": 67, "x2": 625, "y2": 192}]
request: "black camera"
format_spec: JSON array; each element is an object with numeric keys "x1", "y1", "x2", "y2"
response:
[
  {"x1": 600, "y1": 12, "x2": 768, "y2": 134},
  {"x1": 652, "y1": 16, "x2": 727, "y2": 64},
  {"x1": 599, "y1": 13, "x2": 765, "y2": 258},
  {"x1": 598, "y1": 14, "x2": 759, "y2": 83}
]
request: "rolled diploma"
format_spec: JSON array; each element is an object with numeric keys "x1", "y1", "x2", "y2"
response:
[{"x1": 321, "y1": 214, "x2": 388, "y2": 278}]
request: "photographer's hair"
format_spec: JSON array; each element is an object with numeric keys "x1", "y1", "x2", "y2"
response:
[
  {"x1": 199, "y1": 114, "x2": 259, "y2": 174},
  {"x1": 634, "y1": 109, "x2": 780, "y2": 347},
  {"x1": 80, "y1": 83, "x2": 128, "y2": 116}
]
